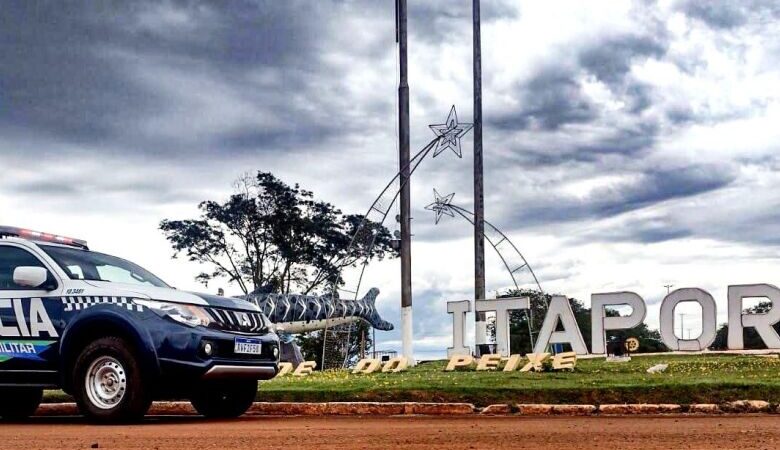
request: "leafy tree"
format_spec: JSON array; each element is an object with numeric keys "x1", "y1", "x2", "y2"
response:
[
  {"x1": 711, "y1": 301, "x2": 779, "y2": 350},
  {"x1": 495, "y1": 289, "x2": 666, "y2": 354},
  {"x1": 160, "y1": 171, "x2": 397, "y2": 364},
  {"x1": 160, "y1": 171, "x2": 396, "y2": 295}
]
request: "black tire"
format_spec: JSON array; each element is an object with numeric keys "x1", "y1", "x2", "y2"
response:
[
  {"x1": 190, "y1": 380, "x2": 257, "y2": 418},
  {"x1": 0, "y1": 388, "x2": 42, "y2": 420},
  {"x1": 72, "y1": 336, "x2": 152, "y2": 423}
]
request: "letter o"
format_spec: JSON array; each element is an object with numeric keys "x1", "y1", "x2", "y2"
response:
[{"x1": 659, "y1": 288, "x2": 717, "y2": 351}]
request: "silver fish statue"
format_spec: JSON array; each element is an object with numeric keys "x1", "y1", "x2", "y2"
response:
[{"x1": 243, "y1": 288, "x2": 394, "y2": 334}]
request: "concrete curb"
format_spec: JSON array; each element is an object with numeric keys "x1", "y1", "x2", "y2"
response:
[{"x1": 34, "y1": 400, "x2": 780, "y2": 417}]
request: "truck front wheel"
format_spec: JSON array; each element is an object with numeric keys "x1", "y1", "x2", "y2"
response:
[
  {"x1": 73, "y1": 337, "x2": 152, "y2": 423},
  {"x1": 0, "y1": 388, "x2": 42, "y2": 420},
  {"x1": 190, "y1": 380, "x2": 257, "y2": 418}
]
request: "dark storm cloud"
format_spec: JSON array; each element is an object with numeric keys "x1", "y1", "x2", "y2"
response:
[
  {"x1": 0, "y1": 2, "x2": 153, "y2": 143},
  {"x1": 492, "y1": 120, "x2": 661, "y2": 171},
  {"x1": 508, "y1": 164, "x2": 737, "y2": 228},
  {"x1": 491, "y1": 68, "x2": 597, "y2": 132},
  {"x1": 409, "y1": 0, "x2": 517, "y2": 44},
  {"x1": 8, "y1": 175, "x2": 197, "y2": 205},
  {"x1": 489, "y1": 31, "x2": 666, "y2": 135},
  {"x1": 681, "y1": 1, "x2": 748, "y2": 29},
  {"x1": 680, "y1": 0, "x2": 780, "y2": 30},
  {"x1": 579, "y1": 36, "x2": 666, "y2": 85},
  {"x1": 583, "y1": 216, "x2": 693, "y2": 244},
  {"x1": 0, "y1": 0, "x2": 374, "y2": 158}
]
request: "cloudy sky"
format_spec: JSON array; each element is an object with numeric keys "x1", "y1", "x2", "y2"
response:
[{"x1": 2, "y1": 1, "x2": 779, "y2": 357}]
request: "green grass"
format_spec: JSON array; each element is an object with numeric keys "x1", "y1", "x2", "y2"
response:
[
  {"x1": 42, "y1": 354, "x2": 780, "y2": 406},
  {"x1": 256, "y1": 354, "x2": 780, "y2": 406}
]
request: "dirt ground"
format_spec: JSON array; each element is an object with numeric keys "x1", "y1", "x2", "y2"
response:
[{"x1": 1, "y1": 415, "x2": 779, "y2": 450}]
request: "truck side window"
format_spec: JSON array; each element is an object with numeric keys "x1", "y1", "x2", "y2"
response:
[{"x1": 0, "y1": 246, "x2": 48, "y2": 290}]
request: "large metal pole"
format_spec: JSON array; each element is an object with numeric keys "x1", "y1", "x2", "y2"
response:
[
  {"x1": 397, "y1": 0, "x2": 414, "y2": 364},
  {"x1": 473, "y1": 0, "x2": 488, "y2": 355}
]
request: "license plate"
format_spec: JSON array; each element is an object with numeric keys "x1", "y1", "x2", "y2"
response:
[{"x1": 234, "y1": 337, "x2": 262, "y2": 355}]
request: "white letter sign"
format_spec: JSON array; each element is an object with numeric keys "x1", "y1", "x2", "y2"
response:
[
  {"x1": 533, "y1": 295, "x2": 588, "y2": 355},
  {"x1": 590, "y1": 292, "x2": 647, "y2": 354},
  {"x1": 727, "y1": 284, "x2": 780, "y2": 350},
  {"x1": 476, "y1": 297, "x2": 529, "y2": 357},
  {"x1": 447, "y1": 300, "x2": 471, "y2": 357},
  {"x1": 659, "y1": 288, "x2": 716, "y2": 351}
]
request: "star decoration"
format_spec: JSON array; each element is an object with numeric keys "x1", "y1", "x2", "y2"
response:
[
  {"x1": 424, "y1": 189, "x2": 456, "y2": 224},
  {"x1": 429, "y1": 105, "x2": 473, "y2": 158}
]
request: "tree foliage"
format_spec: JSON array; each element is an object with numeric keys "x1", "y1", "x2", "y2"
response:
[{"x1": 160, "y1": 171, "x2": 397, "y2": 295}]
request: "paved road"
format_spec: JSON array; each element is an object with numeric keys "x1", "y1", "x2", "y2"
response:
[{"x1": 0, "y1": 415, "x2": 778, "y2": 449}]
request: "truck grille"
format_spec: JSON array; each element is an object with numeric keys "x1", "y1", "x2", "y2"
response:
[{"x1": 205, "y1": 307, "x2": 267, "y2": 334}]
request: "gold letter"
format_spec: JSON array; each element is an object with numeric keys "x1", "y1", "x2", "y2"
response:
[
  {"x1": 520, "y1": 353, "x2": 550, "y2": 372},
  {"x1": 476, "y1": 354, "x2": 502, "y2": 371},
  {"x1": 445, "y1": 355, "x2": 475, "y2": 371},
  {"x1": 293, "y1": 361, "x2": 317, "y2": 376},
  {"x1": 381, "y1": 357, "x2": 409, "y2": 373},
  {"x1": 353, "y1": 358, "x2": 382, "y2": 374},
  {"x1": 503, "y1": 354, "x2": 523, "y2": 372},
  {"x1": 552, "y1": 352, "x2": 577, "y2": 370},
  {"x1": 277, "y1": 362, "x2": 293, "y2": 377}
]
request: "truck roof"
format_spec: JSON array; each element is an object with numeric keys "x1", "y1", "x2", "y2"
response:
[{"x1": 0, "y1": 226, "x2": 89, "y2": 250}]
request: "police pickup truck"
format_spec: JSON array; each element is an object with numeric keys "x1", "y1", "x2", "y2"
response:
[{"x1": 0, "y1": 226, "x2": 279, "y2": 422}]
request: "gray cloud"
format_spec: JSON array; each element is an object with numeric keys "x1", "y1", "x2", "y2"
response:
[
  {"x1": 491, "y1": 68, "x2": 598, "y2": 132},
  {"x1": 681, "y1": 1, "x2": 748, "y2": 29},
  {"x1": 506, "y1": 164, "x2": 738, "y2": 228},
  {"x1": 679, "y1": 0, "x2": 780, "y2": 30},
  {"x1": 409, "y1": 0, "x2": 518, "y2": 45},
  {"x1": 579, "y1": 36, "x2": 666, "y2": 85},
  {"x1": 0, "y1": 1, "x2": 391, "y2": 160}
]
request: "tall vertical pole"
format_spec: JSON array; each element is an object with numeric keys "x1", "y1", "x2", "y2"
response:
[
  {"x1": 473, "y1": 0, "x2": 487, "y2": 354},
  {"x1": 397, "y1": 0, "x2": 414, "y2": 364}
]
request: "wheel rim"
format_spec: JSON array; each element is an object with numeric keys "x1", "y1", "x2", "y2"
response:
[{"x1": 85, "y1": 356, "x2": 127, "y2": 410}]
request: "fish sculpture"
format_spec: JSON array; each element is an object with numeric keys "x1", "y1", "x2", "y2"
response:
[{"x1": 242, "y1": 288, "x2": 394, "y2": 334}]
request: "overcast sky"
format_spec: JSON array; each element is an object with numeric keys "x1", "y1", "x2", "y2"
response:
[{"x1": 2, "y1": 1, "x2": 779, "y2": 357}]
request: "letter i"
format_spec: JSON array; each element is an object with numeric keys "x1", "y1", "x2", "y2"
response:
[{"x1": 13, "y1": 299, "x2": 30, "y2": 337}]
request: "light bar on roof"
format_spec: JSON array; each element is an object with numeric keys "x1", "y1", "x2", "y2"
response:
[{"x1": 0, "y1": 226, "x2": 89, "y2": 249}]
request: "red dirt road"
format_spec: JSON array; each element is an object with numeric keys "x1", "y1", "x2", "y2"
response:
[{"x1": 1, "y1": 415, "x2": 779, "y2": 450}]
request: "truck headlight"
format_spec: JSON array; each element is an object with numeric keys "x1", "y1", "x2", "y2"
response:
[{"x1": 133, "y1": 299, "x2": 212, "y2": 327}]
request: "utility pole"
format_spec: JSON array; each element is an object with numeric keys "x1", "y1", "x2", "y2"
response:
[
  {"x1": 473, "y1": 0, "x2": 487, "y2": 354},
  {"x1": 665, "y1": 284, "x2": 674, "y2": 294},
  {"x1": 678, "y1": 313, "x2": 692, "y2": 339},
  {"x1": 396, "y1": 0, "x2": 414, "y2": 364}
]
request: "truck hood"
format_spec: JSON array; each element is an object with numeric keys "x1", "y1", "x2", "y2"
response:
[{"x1": 83, "y1": 281, "x2": 259, "y2": 312}]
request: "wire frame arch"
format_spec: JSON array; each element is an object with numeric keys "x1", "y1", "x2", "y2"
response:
[
  {"x1": 425, "y1": 192, "x2": 546, "y2": 349},
  {"x1": 321, "y1": 107, "x2": 473, "y2": 369}
]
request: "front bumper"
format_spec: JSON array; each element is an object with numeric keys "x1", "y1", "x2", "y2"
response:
[
  {"x1": 202, "y1": 365, "x2": 278, "y2": 379},
  {"x1": 150, "y1": 321, "x2": 280, "y2": 382}
]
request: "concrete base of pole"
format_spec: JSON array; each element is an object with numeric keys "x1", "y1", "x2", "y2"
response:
[{"x1": 402, "y1": 306, "x2": 415, "y2": 366}]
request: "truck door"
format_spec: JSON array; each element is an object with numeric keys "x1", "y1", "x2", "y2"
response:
[{"x1": 0, "y1": 245, "x2": 62, "y2": 385}]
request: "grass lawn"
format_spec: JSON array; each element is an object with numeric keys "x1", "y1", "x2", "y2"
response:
[
  {"x1": 256, "y1": 354, "x2": 780, "y2": 406},
  {"x1": 42, "y1": 354, "x2": 780, "y2": 406}
]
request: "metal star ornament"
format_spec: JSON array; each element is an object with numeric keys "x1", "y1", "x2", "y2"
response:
[
  {"x1": 429, "y1": 106, "x2": 473, "y2": 158},
  {"x1": 424, "y1": 189, "x2": 456, "y2": 224}
]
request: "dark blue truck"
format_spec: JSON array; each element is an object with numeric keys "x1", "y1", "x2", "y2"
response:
[{"x1": 0, "y1": 226, "x2": 279, "y2": 422}]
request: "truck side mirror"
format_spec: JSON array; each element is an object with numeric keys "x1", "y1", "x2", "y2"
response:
[{"x1": 13, "y1": 266, "x2": 50, "y2": 290}]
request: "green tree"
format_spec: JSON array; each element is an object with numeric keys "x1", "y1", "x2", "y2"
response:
[
  {"x1": 496, "y1": 289, "x2": 666, "y2": 354},
  {"x1": 160, "y1": 171, "x2": 397, "y2": 364},
  {"x1": 160, "y1": 171, "x2": 396, "y2": 295}
]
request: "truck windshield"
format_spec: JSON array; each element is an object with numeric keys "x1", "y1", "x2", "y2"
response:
[{"x1": 40, "y1": 245, "x2": 169, "y2": 288}]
